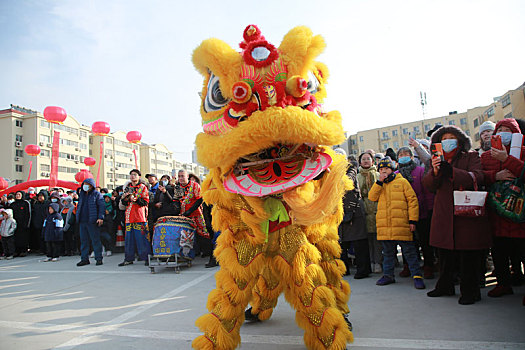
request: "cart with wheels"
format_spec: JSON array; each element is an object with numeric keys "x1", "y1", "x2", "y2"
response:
[{"x1": 148, "y1": 216, "x2": 196, "y2": 274}]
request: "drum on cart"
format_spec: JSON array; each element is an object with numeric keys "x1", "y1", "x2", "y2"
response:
[{"x1": 148, "y1": 215, "x2": 196, "y2": 273}]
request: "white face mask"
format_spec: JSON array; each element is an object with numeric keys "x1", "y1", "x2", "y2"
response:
[
  {"x1": 82, "y1": 184, "x2": 91, "y2": 192},
  {"x1": 162, "y1": 180, "x2": 168, "y2": 187},
  {"x1": 8, "y1": 199, "x2": 14, "y2": 204}
]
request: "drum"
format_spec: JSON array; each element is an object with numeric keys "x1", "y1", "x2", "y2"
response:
[{"x1": 152, "y1": 216, "x2": 196, "y2": 259}]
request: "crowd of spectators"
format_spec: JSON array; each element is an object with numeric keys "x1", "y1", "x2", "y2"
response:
[
  {"x1": 339, "y1": 118, "x2": 524, "y2": 306},
  {"x1": 0, "y1": 169, "x2": 217, "y2": 268}
]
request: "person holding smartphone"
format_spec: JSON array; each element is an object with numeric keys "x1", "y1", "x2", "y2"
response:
[{"x1": 423, "y1": 125, "x2": 491, "y2": 305}]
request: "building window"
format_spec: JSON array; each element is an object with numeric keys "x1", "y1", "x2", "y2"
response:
[
  {"x1": 486, "y1": 107, "x2": 495, "y2": 117},
  {"x1": 359, "y1": 136, "x2": 363, "y2": 142},
  {"x1": 40, "y1": 119, "x2": 50, "y2": 128},
  {"x1": 40, "y1": 134, "x2": 51, "y2": 143},
  {"x1": 504, "y1": 112, "x2": 513, "y2": 119},
  {"x1": 106, "y1": 137, "x2": 113, "y2": 144},
  {"x1": 41, "y1": 164, "x2": 51, "y2": 171},
  {"x1": 402, "y1": 128, "x2": 408, "y2": 134},
  {"x1": 15, "y1": 150, "x2": 24, "y2": 157},
  {"x1": 15, "y1": 165, "x2": 23, "y2": 172},
  {"x1": 392, "y1": 130, "x2": 398, "y2": 136},
  {"x1": 473, "y1": 119, "x2": 479, "y2": 128},
  {"x1": 449, "y1": 120, "x2": 455, "y2": 125},
  {"x1": 475, "y1": 134, "x2": 480, "y2": 141},
  {"x1": 41, "y1": 149, "x2": 50, "y2": 157},
  {"x1": 382, "y1": 131, "x2": 389, "y2": 139},
  {"x1": 383, "y1": 143, "x2": 389, "y2": 149},
  {"x1": 393, "y1": 141, "x2": 399, "y2": 149},
  {"x1": 16, "y1": 134, "x2": 23, "y2": 142},
  {"x1": 466, "y1": 130, "x2": 470, "y2": 136},
  {"x1": 460, "y1": 118, "x2": 467, "y2": 125},
  {"x1": 80, "y1": 130, "x2": 88, "y2": 138},
  {"x1": 403, "y1": 140, "x2": 409, "y2": 146},
  {"x1": 424, "y1": 124, "x2": 430, "y2": 131},
  {"x1": 15, "y1": 120, "x2": 23, "y2": 127},
  {"x1": 501, "y1": 94, "x2": 511, "y2": 107},
  {"x1": 413, "y1": 126, "x2": 420, "y2": 132}
]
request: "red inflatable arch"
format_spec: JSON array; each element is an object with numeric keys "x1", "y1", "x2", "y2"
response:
[{"x1": 0, "y1": 179, "x2": 80, "y2": 196}]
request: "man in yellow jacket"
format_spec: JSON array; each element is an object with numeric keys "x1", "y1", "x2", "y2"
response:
[{"x1": 369, "y1": 157, "x2": 425, "y2": 289}]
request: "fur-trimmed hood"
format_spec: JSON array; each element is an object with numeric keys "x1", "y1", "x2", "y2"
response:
[{"x1": 431, "y1": 125, "x2": 472, "y2": 153}]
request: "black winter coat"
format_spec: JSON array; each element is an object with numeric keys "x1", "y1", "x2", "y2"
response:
[{"x1": 32, "y1": 200, "x2": 50, "y2": 229}]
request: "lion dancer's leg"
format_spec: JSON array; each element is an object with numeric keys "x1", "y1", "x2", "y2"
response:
[
  {"x1": 246, "y1": 260, "x2": 284, "y2": 321},
  {"x1": 274, "y1": 227, "x2": 353, "y2": 350},
  {"x1": 192, "y1": 229, "x2": 265, "y2": 350},
  {"x1": 310, "y1": 223, "x2": 352, "y2": 329}
]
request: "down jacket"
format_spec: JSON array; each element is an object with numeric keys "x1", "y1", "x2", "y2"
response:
[
  {"x1": 357, "y1": 166, "x2": 379, "y2": 233},
  {"x1": 368, "y1": 173, "x2": 419, "y2": 241},
  {"x1": 481, "y1": 118, "x2": 525, "y2": 238},
  {"x1": 76, "y1": 178, "x2": 105, "y2": 224}
]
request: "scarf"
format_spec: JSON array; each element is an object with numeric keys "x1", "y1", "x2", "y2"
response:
[
  {"x1": 398, "y1": 160, "x2": 417, "y2": 183},
  {"x1": 383, "y1": 172, "x2": 397, "y2": 184},
  {"x1": 359, "y1": 165, "x2": 377, "y2": 191}
]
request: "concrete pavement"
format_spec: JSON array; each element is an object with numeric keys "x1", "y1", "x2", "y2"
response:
[{"x1": 0, "y1": 253, "x2": 524, "y2": 350}]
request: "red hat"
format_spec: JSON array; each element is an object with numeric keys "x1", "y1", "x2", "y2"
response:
[{"x1": 495, "y1": 118, "x2": 521, "y2": 134}]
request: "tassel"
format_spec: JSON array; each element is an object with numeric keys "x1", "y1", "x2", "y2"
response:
[{"x1": 260, "y1": 197, "x2": 290, "y2": 241}]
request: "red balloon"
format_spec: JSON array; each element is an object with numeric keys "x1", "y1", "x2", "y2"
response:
[
  {"x1": 75, "y1": 169, "x2": 94, "y2": 183},
  {"x1": 25, "y1": 144, "x2": 41, "y2": 156},
  {"x1": 126, "y1": 131, "x2": 142, "y2": 144},
  {"x1": 92, "y1": 121, "x2": 110, "y2": 136},
  {"x1": 0, "y1": 177, "x2": 8, "y2": 191},
  {"x1": 84, "y1": 157, "x2": 96, "y2": 167},
  {"x1": 43, "y1": 106, "x2": 67, "y2": 124}
]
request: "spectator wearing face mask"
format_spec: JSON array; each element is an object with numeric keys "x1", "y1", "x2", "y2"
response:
[
  {"x1": 153, "y1": 175, "x2": 179, "y2": 220},
  {"x1": 49, "y1": 191, "x2": 62, "y2": 209},
  {"x1": 31, "y1": 190, "x2": 50, "y2": 255},
  {"x1": 481, "y1": 118, "x2": 525, "y2": 300}
]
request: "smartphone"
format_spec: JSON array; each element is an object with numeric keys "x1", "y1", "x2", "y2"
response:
[
  {"x1": 491, "y1": 135, "x2": 503, "y2": 150},
  {"x1": 430, "y1": 143, "x2": 444, "y2": 161}
]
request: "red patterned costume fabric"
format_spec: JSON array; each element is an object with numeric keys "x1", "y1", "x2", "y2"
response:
[
  {"x1": 180, "y1": 180, "x2": 209, "y2": 238},
  {"x1": 124, "y1": 181, "x2": 149, "y2": 224}
]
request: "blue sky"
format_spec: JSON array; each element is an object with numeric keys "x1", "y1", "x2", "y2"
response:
[{"x1": 1, "y1": 0, "x2": 524, "y2": 162}]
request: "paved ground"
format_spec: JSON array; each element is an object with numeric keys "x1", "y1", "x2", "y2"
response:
[{"x1": 0, "y1": 253, "x2": 524, "y2": 350}]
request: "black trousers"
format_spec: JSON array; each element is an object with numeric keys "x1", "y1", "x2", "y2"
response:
[
  {"x1": 416, "y1": 214, "x2": 435, "y2": 267},
  {"x1": 492, "y1": 237, "x2": 525, "y2": 286},
  {"x1": 2, "y1": 235, "x2": 15, "y2": 257},
  {"x1": 46, "y1": 241, "x2": 61, "y2": 259},
  {"x1": 341, "y1": 239, "x2": 371, "y2": 276},
  {"x1": 434, "y1": 248, "x2": 483, "y2": 299}
]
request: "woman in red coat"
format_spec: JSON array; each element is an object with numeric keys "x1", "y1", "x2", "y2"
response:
[
  {"x1": 481, "y1": 118, "x2": 525, "y2": 298},
  {"x1": 423, "y1": 126, "x2": 492, "y2": 305}
]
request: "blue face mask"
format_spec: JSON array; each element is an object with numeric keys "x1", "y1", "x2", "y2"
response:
[
  {"x1": 442, "y1": 139, "x2": 458, "y2": 153},
  {"x1": 82, "y1": 184, "x2": 91, "y2": 192},
  {"x1": 398, "y1": 156, "x2": 411, "y2": 165},
  {"x1": 497, "y1": 132, "x2": 512, "y2": 146},
  {"x1": 51, "y1": 198, "x2": 58, "y2": 203}
]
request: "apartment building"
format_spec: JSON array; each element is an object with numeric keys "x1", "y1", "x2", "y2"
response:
[
  {"x1": 90, "y1": 131, "x2": 141, "y2": 190},
  {"x1": 347, "y1": 82, "x2": 525, "y2": 155},
  {"x1": 139, "y1": 143, "x2": 174, "y2": 179},
  {"x1": 0, "y1": 105, "x2": 90, "y2": 185}
]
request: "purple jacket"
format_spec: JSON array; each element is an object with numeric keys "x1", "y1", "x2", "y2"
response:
[{"x1": 396, "y1": 166, "x2": 433, "y2": 219}]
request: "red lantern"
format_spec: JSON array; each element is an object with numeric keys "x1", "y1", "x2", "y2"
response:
[
  {"x1": 43, "y1": 106, "x2": 67, "y2": 124},
  {"x1": 75, "y1": 169, "x2": 93, "y2": 183},
  {"x1": 92, "y1": 121, "x2": 110, "y2": 136},
  {"x1": 84, "y1": 157, "x2": 96, "y2": 167},
  {"x1": 0, "y1": 177, "x2": 8, "y2": 190},
  {"x1": 126, "y1": 131, "x2": 142, "y2": 144},
  {"x1": 24, "y1": 144, "x2": 41, "y2": 157}
]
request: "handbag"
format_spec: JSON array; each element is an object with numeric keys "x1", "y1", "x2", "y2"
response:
[
  {"x1": 487, "y1": 164, "x2": 525, "y2": 222},
  {"x1": 454, "y1": 172, "x2": 487, "y2": 217}
]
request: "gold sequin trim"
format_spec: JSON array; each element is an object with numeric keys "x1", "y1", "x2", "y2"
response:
[
  {"x1": 256, "y1": 292, "x2": 278, "y2": 311},
  {"x1": 278, "y1": 227, "x2": 305, "y2": 264},
  {"x1": 235, "y1": 239, "x2": 263, "y2": 266},
  {"x1": 204, "y1": 331, "x2": 217, "y2": 345},
  {"x1": 306, "y1": 309, "x2": 327, "y2": 327},
  {"x1": 235, "y1": 278, "x2": 248, "y2": 290},
  {"x1": 318, "y1": 328, "x2": 336, "y2": 348}
]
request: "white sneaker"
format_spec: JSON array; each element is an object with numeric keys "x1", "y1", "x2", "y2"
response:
[
  {"x1": 52, "y1": 257, "x2": 59, "y2": 262},
  {"x1": 90, "y1": 252, "x2": 95, "y2": 258},
  {"x1": 43, "y1": 257, "x2": 52, "y2": 262},
  {"x1": 6, "y1": 256, "x2": 14, "y2": 260},
  {"x1": 0, "y1": 256, "x2": 5, "y2": 260},
  {"x1": 373, "y1": 263, "x2": 382, "y2": 273},
  {"x1": 106, "y1": 251, "x2": 112, "y2": 257}
]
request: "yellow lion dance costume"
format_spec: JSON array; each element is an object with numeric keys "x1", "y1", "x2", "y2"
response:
[{"x1": 192, "y1": 25, "x2": 353, "y2": 350}]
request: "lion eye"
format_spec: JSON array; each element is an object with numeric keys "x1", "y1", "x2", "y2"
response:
[
  {"x1": 306, "y1": 71, "x2": 320, "y2": 94},
  {"x1": 204, "y1": 73, "x2": 229, "y2": 112}
]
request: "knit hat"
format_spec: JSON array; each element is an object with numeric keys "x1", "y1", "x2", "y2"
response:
[
  {"x1": 377, "y1": 157, "x2": 395, "y2": 171},
  {"x1": 479, "y1": 121, "x2": 496, "y2": 134},
  {"x1": 374, "y1": 152, "x2": 384, "y2": 159},
  {"x1": 427, "y1": 123, "x2": 443, "y2": 137},
  {"x1": 495, "y1": 118, "x2": 521, "y2": 134},
  {"x1": 333, "y1": 147, "x2": 347, "y2": 156}
]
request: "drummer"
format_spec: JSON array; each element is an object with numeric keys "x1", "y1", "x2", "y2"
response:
[{"x1": 178, "y1": 170, "x2": 210, "y2": 256}]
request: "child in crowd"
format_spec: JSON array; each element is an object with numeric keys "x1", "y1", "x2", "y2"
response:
[
  {"x1": 61, "y1": 197, "x2": 77, "y2": 256},
  {"x1": 100, "y1": 194, "x2": 114, "y2": 256},
  {"x1": 42, "y1": 203, "x2": 64, "y2": 262},
  {"x1": 369, "y1": 157, "x2": 425, "y2": 289},
  {"x1": 0, "y1": 209, "x2": 17, "y2": 259}
]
